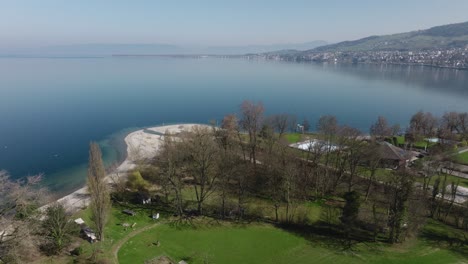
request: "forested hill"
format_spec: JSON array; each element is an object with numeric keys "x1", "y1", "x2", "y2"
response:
[{"x1": 308, "y1": 21, "x2": 468, "y2": 52}]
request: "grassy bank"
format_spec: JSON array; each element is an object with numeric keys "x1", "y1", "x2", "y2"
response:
[{"x1": 118, "y1": 219, "x2": 468, "y2": 264}]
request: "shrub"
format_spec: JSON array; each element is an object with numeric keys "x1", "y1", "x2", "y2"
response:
[
  {"x1": 127, "y1": 171, "x2": 150, "y2": 191},
  {"x1": 70, "y1": 246, "x2": 83, "y2": 256}
]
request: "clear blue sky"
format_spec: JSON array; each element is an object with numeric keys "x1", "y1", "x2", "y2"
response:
[{"x1": 1, "y1": 0, "x2": 467, "y2": 48}]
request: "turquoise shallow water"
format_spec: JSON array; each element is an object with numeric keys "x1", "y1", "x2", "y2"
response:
[{"x1": 0, "y1": 57, "x2": 467, "y2": 195}]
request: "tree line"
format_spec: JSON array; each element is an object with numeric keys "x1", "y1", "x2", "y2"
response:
[
  {"x1": 125, "y1": 101, "x2": 468, "y2": 247},
  {"x1": 0, "y1": 142, "x2": 110, "y2": 263},
  {"x1": 2, "y1": 102, "x2": 468, "y2": 262}
]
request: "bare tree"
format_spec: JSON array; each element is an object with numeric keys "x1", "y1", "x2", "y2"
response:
[
  {"x1": 441, "y1": 112, "x2": 460, "y2": 134},
  {"x1": 219, "y1": 114, "x2": 239, "y2": 151},
  {"x1": 302, "y1": 119, "x2": 310, "y2": 132},
  {"x1": 370, "y1": 116, "x2": 391, "y2": 140},
  {"x1": 0, "y1": 171, "x2": 48, "y2": 263},
  {"x1": 385, "y1": 169, "x2": 414, "y2": 243},
  {"x1": 408, "y1": 111, "x2": 438, "y2": 140},
  {"x1": 339, "y1": 126, "x2": 365, "y2": 192},
  {"x1": 87, "y1": 142, "x2": 111, "y2": 242},
  {"x1": 107, "y1": 162, "x2": 127, "y2": 201},
  {"x1": 214, "y1": 115, "x2": 243, "y2": 219},
  {"x1": 41, "y1": 203, "x2": 73, "y2": 255},
  {"x1": 271, "y1": 114, "x2": 295, "y2": 139},
  {"x1": 363, "y1": 143, "x2": 382, "y2": 201},
  {"x1": 458, "y1": 112, "x2": 468, "y2": 138},
  {"x1": 182, "y1": 126, "x2": 220, "y2": 215},
  {"x1": 217, "y1": 151, "x2": 240, "y2": 219},
  {"x1": 317, "y1": 115, "x2": 338, "y2": 167},
  {"x1": 240, "y1": 100, "x2": 264, "y2": 168},
  {"x1": 157, "y1": 131, "x2": 185, "y2": 218}
]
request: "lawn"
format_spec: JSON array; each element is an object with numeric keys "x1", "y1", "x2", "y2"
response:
[
  {"x1": 455, "y1": 151, "x2": 468, "y2": 165},
  {"x1": 361, "y1": 166, "x2": 468, "y2": 188},
  {"x1": 418, "y1": 173, "x2": 468, "y2": 189},
  {"x1": 284, "y1": 133, "x2": 302, "y2": 143},
  {"x1": 118, "y1": 220, "x2": 467, "y2": 264},
  {"x1": 70, "y1": 203, "x2": 164, "y2": 262},
  {"x1": 392, "y1": 136, "x2": 436, "y2": 149}
]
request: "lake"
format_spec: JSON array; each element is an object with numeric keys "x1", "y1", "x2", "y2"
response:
[{"x1": 1, "y1": 56, "x2": 467, "y2": 195}]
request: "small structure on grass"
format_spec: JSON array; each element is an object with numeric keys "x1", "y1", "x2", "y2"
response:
[
  {"x1": 290, "y1": 139, "x2": 339, "y2": 152},
  {"x1": 80, "y1": 225, "x2": 97, "y2": 243},
  {"x1": 123, "y1": 209, "x2": 136, "y2": 216},
  {"x1": 74, "y1": 218, "x2": 85, "y2": 225},
  {"x1": 74, "y1": 218, "x2": 97, "y2": 243},
  {"x1": 152, "y1": 213, "x2": 160, "y2": 220}
]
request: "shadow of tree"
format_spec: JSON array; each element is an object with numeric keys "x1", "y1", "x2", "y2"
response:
[
  {"x1": 276, "y1": 221, "x2": 387, "y2": 255},
  {"x1": 419, "y1": 224, "x2": 468, "y2": 258}
]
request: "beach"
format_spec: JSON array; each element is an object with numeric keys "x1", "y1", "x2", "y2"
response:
[{"x1": 46, "y1": 123, "x2": 204, "y2": 214}]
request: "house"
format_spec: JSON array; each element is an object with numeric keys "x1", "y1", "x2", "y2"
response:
[{"x1": 378, "y1": 142, "x2": 415, "y2": 168}]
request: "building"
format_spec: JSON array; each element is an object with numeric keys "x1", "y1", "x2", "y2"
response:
[{"x1": 378, "y1": 142, "x2": 415, "y2": 168}]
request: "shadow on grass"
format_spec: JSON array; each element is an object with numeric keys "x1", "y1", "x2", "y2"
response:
[{"x1": 419, "y1": 221, "x2": 468, "y2": 258}]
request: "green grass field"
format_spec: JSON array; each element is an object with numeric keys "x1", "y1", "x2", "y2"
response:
[
  {"x1": 427, "y1": 174, "x2": 468, "y2": 188},
  {"x1": 118, "y1": 220, "x2": 468, "y2": 264},
  {"x1": 455, "y1": 151, "x2": 468, "y2": 165},
  {"x1": 70, "y1": 204, "x2": 162, "y2": 262},
  {"x1": 392, "y1": 136, "x2": 438, "y2": 149},
  {"x1": 284, "y1": 133, "x2": 302, "y2": 143}
]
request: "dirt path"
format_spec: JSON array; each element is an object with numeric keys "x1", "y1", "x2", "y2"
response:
[{"x1": 111, "y1": 223, "x2": 160, "y2": 264}]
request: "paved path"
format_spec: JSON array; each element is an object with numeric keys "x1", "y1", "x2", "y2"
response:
[
  {"x1": 441, "y1": 168, "x2": 468, "y2": 180},
  {"x1": 456, "y1": 146, "x2": 468, "y2": 155}
]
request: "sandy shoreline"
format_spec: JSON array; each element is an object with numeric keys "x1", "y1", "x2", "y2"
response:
[{"x1": 43, "y1": 123, "x2": 204, "y2": 214}]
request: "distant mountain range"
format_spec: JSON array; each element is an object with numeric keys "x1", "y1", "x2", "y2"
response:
[
  {"x1": 0, "y1": 41, "x2": 328, "y2": 56},
  {"x1": 259, "y1": 21, "x2": 468, "y2": 69},
  {"x1": 267, "y1": 21, "x2": 468, "y2": 56}
]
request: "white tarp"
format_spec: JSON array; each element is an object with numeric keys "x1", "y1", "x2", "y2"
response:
[
  {"x1": 291, "y1": 139, "x2": 339, "y2": 152},
  {"x1": 74, "y1": 218, "x2": 85, "y2": 225}
]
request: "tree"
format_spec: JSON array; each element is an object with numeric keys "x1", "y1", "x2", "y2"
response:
[
  {"x1": 458, "y1": 112, "x2": 468, "y2": 138},
  {"x1": 340, "y1": 191, "x2": 361, "y2": 248},
  {"x1": 271, "y1": 113, "x2": 295, "y2": 139},
  {"x1": 219, "y1": 114, "x2": 239, "y2": 151},
  {"x1": 157, "y1": 131, "x2": 185, "y2": 218},
  {"x1": 408, "y1": 111, "x2": 438, "y2": 140},
  {"x1": 370, "y1": 116, "x2": 391, "y2": 140},
  {"x1": 317, "y1": 115, "x2": 338, "y2": 167},
  {"x1": 240, "y1": 100, "x2": 264, "y2": 168},
  {"x1": 302, "y1": 119, "x2": 310, "y2": 132},
  {"x1": 0, "y1": 171, "x2": 48, "y2": 263},
  {"x1": 282, "y1": 158, "x2": 299, "y2": 223},
  {"x1": 217, "y1": 151, "x2": 240, "y2": 219},
  {"x1": 339, "y1": 126, "x2": 365, "y2": 192},
  {"x1": 216, "y1": 115, "x2": 242, "y2": 219},
  {"x1": 182, "y1": 126, "x2": 220, "y2": 215},
  {"x1": 363, "y1": 143, "x2": 382, "y2": 200},
  {"x1": 386, "y1": 170, "x2": 414, "y2": 243},
  {"x1": 441, "y1": 112, "x2": 460, "y2": 134},
  {"x1": 42, "y1": 203, "x2": 73, "y2": 255},
  {"x1": 108, "y1": 162, "x2": 128, "y2": 201},
  {"x1": 87, "y1": 142, "x2": 111, "y2": 242},
  {"x1": 126, "y1": 170, "x2": 150, "y2": 192}
]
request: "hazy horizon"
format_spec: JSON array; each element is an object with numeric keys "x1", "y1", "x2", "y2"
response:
[{"x1": 1, "y1": 0, "x2": 468, "y2": 53}]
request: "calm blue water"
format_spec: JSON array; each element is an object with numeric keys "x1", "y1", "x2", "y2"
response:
[{"x1": 1, "y1": 57, "x2": 467, "y2": 195}]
